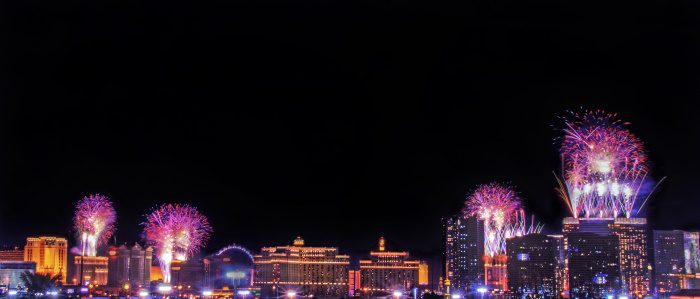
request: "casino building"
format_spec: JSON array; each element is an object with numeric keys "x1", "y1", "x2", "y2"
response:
[
  {"x1": 442, "y1": 215, "x2": 484, "y2": 293},
  {"x1": 358, "y1": 237, "x2": 422, "y2": 294},
  {"x1": 564, "y1": 217, "x2": 650, "y2": 298},
  {"x1": 24, "y1": 237, "x2": 68, "y2": 283},
  {"x1": 506, "y1": 234, "x2": 563, "y2": 298},
  {"x1": 254, "y1": 237, "x2": 349, "y2": 298}
]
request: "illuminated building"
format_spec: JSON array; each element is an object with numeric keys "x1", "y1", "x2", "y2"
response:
[
  {"x1": 564, "y1": 217, "x2": 651, "y2": 298},
  {"x1": 24, "y1": 237, "x2": 68, "y2": 283},
  {"x1": 349, "y1": 270, "x2": 360, "y2": 295},
  {"x1": 73, "y1": 255, "x2": 109, "y2": 285},
  {"x1": 0, "y1": 261, "x2": 35, "y2": 288},
  {"x1": 358, "y1": 237, "x2": 420, "y2": 293},
  {"x1": 107, "y1": 244, "x2": 153, "y2": 288},
  {"x1": 483, "y1": 254, "x2": 507, "y2": 291},
  {"x1": 566, "y1": 232, "x2": 620, "y2": 297},
  {"x1": 418, "y1": 262, "x2": 429, "y2": 286},
  {"x1": 506, "y1": 234, "x2": 561, "y2": 297},
  {"x1": 208, "y1": 245, "x2": 255, "y2": 289},
  {"x1": 254, "y1": 237, "x2": 349, "y2": 297},
  {"x1": 442, "y1": 215, "x2": 484, "y2": 293},
  {"x1": 654, "y1": 230, "x2": 700, "y2": 294},
  {"x1": 0, "y1": 247, "x2": 24, "y2": 262},
  {"x1": 171, "y1": 258, "x2": 209, "y2": 288}
]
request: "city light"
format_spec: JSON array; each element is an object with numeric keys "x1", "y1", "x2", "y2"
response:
[
  {"x1": 393, "y1": 290, "x2": 402, "y2": 298},
  {"x1": 80, "y1": 287, "x2": 89, "y2": 294},
  {"x1": 8, "y1": 290, "x2": 18, "y2": 296},
  {"x1": 287, "y1": 291, "x2": 297, "y2": 298},
  {"x1": 202, "y1": 290, "x2": 213, "y2": 296},
  {"x1": 237, "y1": 290, "x2": 251, "y2": 296},
  {"x1": 139, "y1": 290, "x2": 150, "y2": 297},
  {"x1": 451, "y1": 294, "x2": 462, "y2": 299},
  {"x1": 157, "y1": 285, "x2": 172, "y2": 293},
  {"x1": 619, "y1": 296, "x2": 629, "y2": 299},
  {"x1": 477, "y1": 287, "x2": 488, "y2": 294}
]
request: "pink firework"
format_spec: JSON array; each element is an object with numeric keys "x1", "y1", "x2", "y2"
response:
[
  {"x1": 558, "y1": 110, "x2": 649, "y2": 218},
  {"x1": 73, "y1": 194, "x2": 116, "y2": 256},
  {"x1": 143, "y1": 203, "x2": 212, "y2": 283},
  {"x1": 464, "y1": 183, "x2": 521, "y2": 256}
]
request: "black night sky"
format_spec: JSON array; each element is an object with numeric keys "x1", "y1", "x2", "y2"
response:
[{"x1": 2, "y1": 0, "x2": 699, "y2": 264}]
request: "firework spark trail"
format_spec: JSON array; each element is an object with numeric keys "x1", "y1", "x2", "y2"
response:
[
  {"x1": 73, "y1": 194, "x2": 116, "y2": 257},
  {"x1": 558, "y1": 110, "x2": 649, "y2": 218},
  {"x1": 143, "y1": 203, "x2": 212, "y2": 284},
  {"x1": 464, "y1": 183, "x2": 523, "y2": 256}
]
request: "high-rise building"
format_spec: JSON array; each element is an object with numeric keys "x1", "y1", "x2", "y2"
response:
[
  {"x1": 348, "y1": 270, "x2": 360, "y2": 296},
  {"x1": 0, "y1": 247, "x2": 24, "y2": 262},
  {"x1": 358, "y1": 237, "x2": 420, "y2": 294},
  {"x1": 564, "y1": 217, "x2": 651, "y2": 298},
  {"x1": 654, "y1": 230, "x2": 686, "y2": 294},
  {"x1": 653, "y1": 230, "x2": 700, "y2": 294},
  {"x1": 254, "y1": 237, "x2": 349, "y2": 297},
  {"x1": 24, "y1": 237, "x2": 68, "y2": 283},
  {"x1": 567, "y1": 232, "x2": 621, "y2": 297},
  {"x1": 107, "y1": 244, "x2": 153, "y2": 288},
  {"x1": 506, "y1": 234, "x2": 561, "y2": 297},
  {"x1": 73, "y1": 256, "x2": 109, "y2": 285},
  {"x1": 442, "y1": 215, "x2": 484, "y2": 293},
  {"x1": 0, "y1": 261, "x2": 35, "y2": 288}
]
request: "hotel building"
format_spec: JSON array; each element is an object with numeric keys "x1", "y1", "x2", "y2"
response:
[
  {"x1": 653, "y1": 230, "x2": 700, "y2": 294},
  {"x1": 24, "y1": 237, "x2": 68, "y2": 283},
  {"x1": 442, "y1": 215, "x2": 484, "y2": 293},
  {"x1": 358, "y1": 237, "x2": 421, "y2": 294},
  {"x1": 506, "y1": 234, "x2": 562, "y2": 297},
  {"x1": 254, "y1": 237, "x2": 349, "y2": 297},
  {"x1": 107, "y1": 243, "x2": 153, "y2": 288},
  {"x1": 0, "y1": 247, "x2": 24, "y2": 262},
  {"x1": 73, "y1": 256, "x2": 109, "y2": 285},
  {"x1": 564, "y1": 217, "x2": 650, "y2": 298}
]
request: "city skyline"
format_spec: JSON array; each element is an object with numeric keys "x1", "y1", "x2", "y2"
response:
[{"x1": 0, "y1": 106, "x2": 699, "y2": 257}]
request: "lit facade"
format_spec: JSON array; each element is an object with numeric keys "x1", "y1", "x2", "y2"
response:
[
  {"x1": 349, "y1": 270, "x2": 360, "y2": 295},
  {"x1": 358, "y1": 237, "x2": 420, "y2": 293},
  {"x1": 653, "y1": 230, "x2": 700, "y2": 294},
  {"x1": 0, "y1": 247, "x2": 24, "y2": 262},
  {"x1": 0, "y1": 261, "x2": 35, "y2": 288},
  {"x1": 254, "y1": 237, "x2": 349, "y2": 297},
  {"x1": 107, "y1": 243, "x2": 153, "y2": 288},
  {"x1": 24, "y1": 237, "x2": 68, "y2": 283},
  {"x1": 564, "y1": 217, "x2": 651, "y2": 298},
  {"x1": 73, "y1": 256, "x2": 108, "y2": 285},
  {"x1": 506, "y1": 234, "x2": 561, "y2": 297},
  {"x1": 442, "y1": 215, "x2": 484, "y2": 293}
]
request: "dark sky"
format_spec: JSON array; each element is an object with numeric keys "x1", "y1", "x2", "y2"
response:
[{"x1": 1, "y1": 0, "x2": 699, "y2": 262}]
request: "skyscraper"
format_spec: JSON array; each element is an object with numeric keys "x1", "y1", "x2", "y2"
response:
[
  {"x1": 24, "y1": 237, "x2": 68, "y2": 283},
  {"x1": 653, "y1": 230, "x2": 686, "y2": 294},
  {"x1": 254, "y1": 237, "x2": 349, "y2": 297},
  {"x1": 442, "y1": 215, "x2": 483, "y2": 293},
  {"x1": 506, "y1": 234, "x2": 561, "y2": 298},
  {"x1": 358, "y1": 237, "x2": 421, "y2": 294},
  {"x1": 653, "y1": 230, "x2": 700, "y2": 294},
  {"x1": 564, "y1": 217, "x2": 650, "y2": 298}
]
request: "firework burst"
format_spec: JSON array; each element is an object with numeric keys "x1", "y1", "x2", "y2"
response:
[
  {"x1": 143, "y1": 203, "x2": 212, "y2": 283},
  {"x1": 73, "y1": 194, "x2": 117, "y2": 257},
  {"x1": 464, "y1": 183, "x2": 527, "y2": 256},
  {"x1": 558, "y1": 110, "x2": 650, "y2": 218}
]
